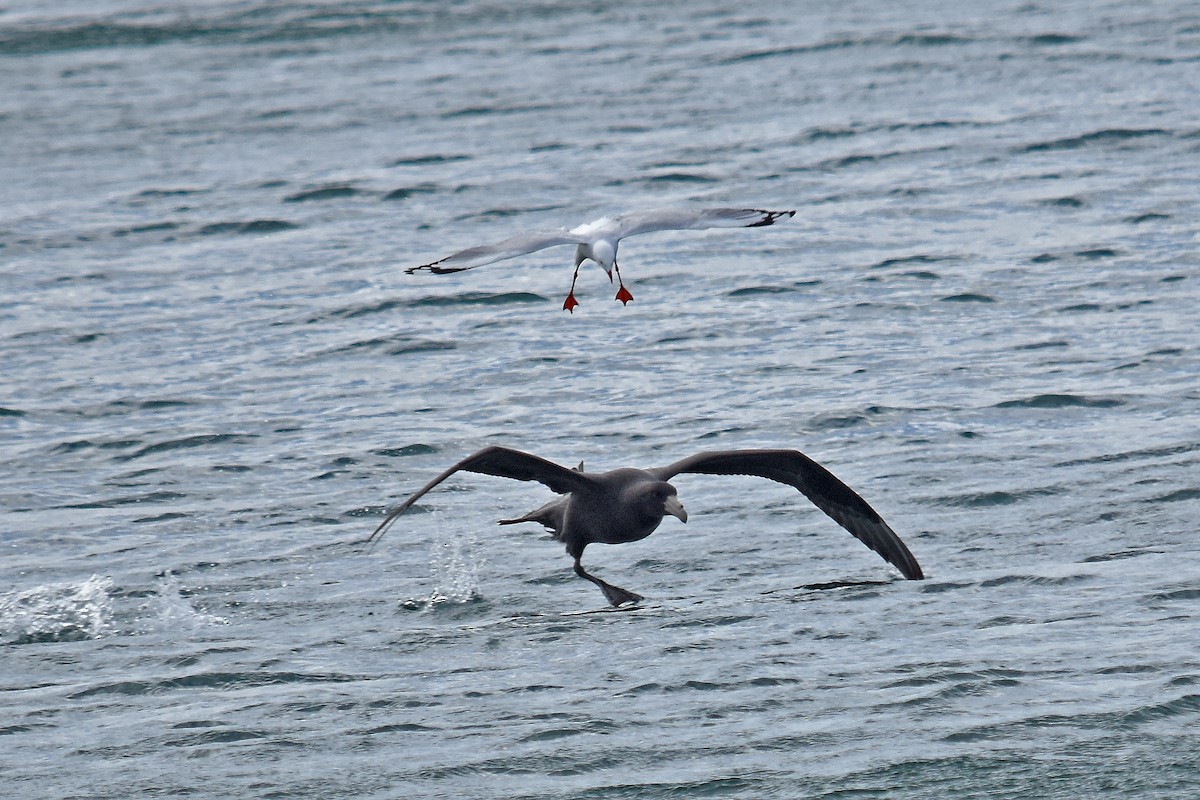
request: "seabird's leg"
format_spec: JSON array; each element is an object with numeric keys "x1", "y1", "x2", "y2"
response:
[
  {"x1": 613, "y1": 261, "x2": 634, "y2": 305},
  {"x1": 573, "y1": 556, "x2": 642, "y2": 606},
  {"x1": 563, "y1": 262, "x2": 582, "y2": 312}
]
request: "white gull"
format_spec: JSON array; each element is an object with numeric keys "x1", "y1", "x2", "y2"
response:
[{"x1": 405, "y1": 207, "x2": 796, "y2": 311}]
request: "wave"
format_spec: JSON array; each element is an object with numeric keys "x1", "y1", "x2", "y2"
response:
[
  {"x1": 283, "y1": 185, "x2": 363, "y2": 203},
  {"x1": 994, "y1": 394, "x2": 1124, "y2": 409},
  {"x1": 68, "y1": 669, "x2": 357, "y2": 699},
  {"x1": 115, "y1": 433, "x2": 258, "y2": 461},
  {"x1": 196, "y1": 219, "x2": 298, "y2": 236},
  {"x1": 940, "y1": 293, "x2": 995, "y2": 303},
  {"x1": 1019, "y1": 128, "x2": 1171, "y2": 153},
  {"x1": 0, "y1": 7, "x2": 430, "y2": 56},
  {"x1": 408, "y1": 291, "x2": 546, "y2": 307}
]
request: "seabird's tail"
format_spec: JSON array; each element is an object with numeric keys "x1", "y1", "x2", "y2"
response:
[{"x1": 498, "y1": 498, "x2": 566, "y2": 538}]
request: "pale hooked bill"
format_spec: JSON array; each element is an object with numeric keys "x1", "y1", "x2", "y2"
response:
[{"x1": 405, "y1": 207, "x2": 796, "y2": 311}]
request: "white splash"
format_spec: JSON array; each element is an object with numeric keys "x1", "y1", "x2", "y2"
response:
[
  {"x1": 149, "y1": 571, "x2": 229, "y2": 630},
  {"x1": 0, "y1": 575, "x2": 115, "y2": 645},
  {"x1": 427, "y1": 526, "x2": 483, "y2": 604}
]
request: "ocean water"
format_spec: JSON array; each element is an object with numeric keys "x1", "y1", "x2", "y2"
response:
[{"x1": 2, "y1": 0, "x2": 1199, "y2": 797}]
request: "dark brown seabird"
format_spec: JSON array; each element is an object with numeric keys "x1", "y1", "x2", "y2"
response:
[{"x1": 367, "y1": 446, "x2": 923, "y2": 606}]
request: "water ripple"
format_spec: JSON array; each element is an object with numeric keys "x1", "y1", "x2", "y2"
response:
[{"x1": 3, "y1": 0, "x2": 1198, "y2": 797}]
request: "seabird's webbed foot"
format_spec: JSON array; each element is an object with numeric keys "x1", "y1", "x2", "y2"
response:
[
  {"x1": 564, "y1": 262, "x2": 582, "y2": 312},
  {"x1": 597, "y1": 581, "x2": 643, "y2": 607},
  {"x1": 574, "y1": 556, "x2": 643, "y2": 607},
  {"x1": 612, "y1": 261, "x2": 634, "y2": 306}
]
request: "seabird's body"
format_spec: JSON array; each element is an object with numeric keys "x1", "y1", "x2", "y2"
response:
[
  {"x1": 405, "y1": 207, "x2": 796, "y2": 311},
  {"x1": 506, "y1": 467, "x2": 684, "y2": 549},
  {"x1": 367, "y1": 446, "x2": 923, "y2": 606}
]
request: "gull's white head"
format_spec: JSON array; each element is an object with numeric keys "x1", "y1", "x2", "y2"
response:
[
  {"x1": 574, "y1": 239, "x2": 616, "y2": 275},
  {"x1": 590, "y1": 239, "x2": 616, "y2": 271}
]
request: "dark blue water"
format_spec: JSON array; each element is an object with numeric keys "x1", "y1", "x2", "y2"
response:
[{"x1": 3, "y1": 1, "x2": 1199, "y2": 797}]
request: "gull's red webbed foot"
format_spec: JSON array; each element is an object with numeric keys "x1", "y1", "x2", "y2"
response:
[
  {"x1": 563, "y1": 262, "x2": 583, "y2": 312},
  {"x1": 612, "y1": 261, "x2": 633, "y2": 305}
]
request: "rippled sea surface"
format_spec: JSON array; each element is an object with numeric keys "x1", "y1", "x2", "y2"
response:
[{"x1": 3, "y1": 1, "x2": 1199, "y2": 797}]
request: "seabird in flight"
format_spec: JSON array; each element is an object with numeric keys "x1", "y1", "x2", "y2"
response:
[
  {"x1": 366, "y1": 445, "x2": 923, "y2": 606},
  {"x1": 405, "y1": 207, "x2": 796, "y2": 311}
]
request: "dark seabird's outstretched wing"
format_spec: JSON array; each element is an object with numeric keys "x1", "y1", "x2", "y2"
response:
[
  {"x1": 366, "y1": 446, "x2": 595, "y2": 551},
  {"x1": 406, "y1": 231, "x2": 586, "y2": 274},
  {"x1": 650, "y1": 449, "x2": 923, "y2": 580}
]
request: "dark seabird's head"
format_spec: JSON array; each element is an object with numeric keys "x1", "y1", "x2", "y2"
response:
[{"x1": 633, "y1": 481, "x2": 688, "y2": 524}]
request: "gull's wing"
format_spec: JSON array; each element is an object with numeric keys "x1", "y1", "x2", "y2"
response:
[
  {"x1": 406, "y1": 230, "x2": 586, "y2": 274},
  {"x1": 650, "y1": 449, "x2": 923, "y2": 580},
  {"x1": 366, "y1": 446, "x2": 596, "y2": 551},
  {"x1": 611, "y1": 208, "x2": 796, "y2": 240}
]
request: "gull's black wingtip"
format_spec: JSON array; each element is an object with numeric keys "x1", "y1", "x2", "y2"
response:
[
  {"x1": 407, "y1": 262, "x2": 470, "y2": 275},
  {"x1": 746, "y1": 209, "x2": 797, "y2": 228}
]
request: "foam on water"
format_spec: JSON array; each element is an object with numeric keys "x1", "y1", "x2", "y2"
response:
[
  {"x1": 0, "y1": 573, "x2": 233, "y2": 647},
  {"x1": 146, "y1": 570, "x2": 231, "y2": 631},
  {"x1": 0, "y1": 575, "x2": 115, "y2": 645}
]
